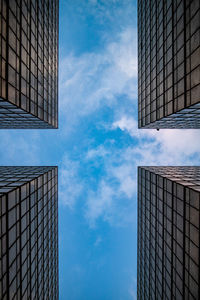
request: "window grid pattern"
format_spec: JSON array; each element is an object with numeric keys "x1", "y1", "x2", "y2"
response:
[
  {"x1": 138, "y1": 0, "x2": 200, "y2": 129},
  {"x1": 0, "y1": 166, "x2": 58, "y2": 299},
  {"x1": 0, "y1": 0, "x2": 58, "y2": 129},
  {"x1": 137, "y1": 167, "x2": 200, "y2": 299}
]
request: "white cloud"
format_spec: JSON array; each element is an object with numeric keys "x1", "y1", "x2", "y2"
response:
[
  {"x1": 129, "y1": 276, "x2": 137, "y2": 300},
  {"x1": 83, "y1": 115, "x2": 200, "y2": 227},
  {"x1": 59, "y1": 155, "x2": 83, "y2": 208},
  {"x1": 151, "y1": 129, "x2": 200, "y2": 157},
  {"x1": 84, "y1": 146, "x2": 137, "y2": 228},
  {"x1": 0, "y1": 131, "x2": 41, "y2": 165},
  {"x1": 110, "y1": 164, "x2": 137, "y2": 198},
  {"x1": 94, "y1": 236, "x2": 102, "y2": 247},
  {"x1": 58, "y1": 2, "x2": 200, "y2": 229},
  {"x1": 107, "y1": 29, "x2": 137, "y2": 78},
  {"x1": 75, "y1": 0, "x2": 136, "y2": 28},
  {"x1": 59, "y1": 27, "x2": 137, "y2": 134},
  {"x1": 85, "y1": 180, "x2": 114, "y2": 227},
  {"x1": 112, "y1": 116, "x2": 139, "y2": 138},
  {"x1": 86, "y1": 145, "x2": 110, "y2": 160},
  {"x1": 112, "y1": 115, "x2": 200, "y2": 165}
]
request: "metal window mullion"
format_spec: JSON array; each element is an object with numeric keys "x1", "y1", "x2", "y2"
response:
[
  {"x1": 19, "y1": 0, "x2": 22, "y2": 109},
  {"x1": 35, "y1": 175, "x2": 39, "y2": 299},
  {"x1": 149, "y1": 169, "x2": 152, "y2": 299},
  {"x1": 182, "y1": 186, "x2": 186, "y2": 299},
  {"x1": 5, "y1": 193, "x2": 9, "y2": 299},
  {"x1": 171, "y1": 181, "x2": 174, "y2": 299},
  {"x1": 28, "y1": 181, "x2": 32, "y2": 298},
  {"x1": 163, "y1": 0, "x2": 166, "y2": 118},
  {"x1": 5, "y1": 0, "x2": 9, "y2": 105},
  {"x1": 155, "y1": 173, "x2": 158, "y2": 299},
  {"x1": 19, "y1": 183, "x2": 22, "y2": 299},
  {"x1": 161, "y1": 177, "x2": 165, "y2": 299},
  {"x1": 172, "y1": 1, "x2": 175, "y2": 115},
  {"x1": 183, "y1": 0, "x2": 187, "y2": 108},
  {"x1": 155, "y1": 0, "x2": 158, "y2": 123}
]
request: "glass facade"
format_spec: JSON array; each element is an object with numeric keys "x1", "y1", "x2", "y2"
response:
[
  {"x1": 0, "y1": 0, "x2": 59, "y2": 129},
  {"x1": 138, "y1": 0, "x2": 200, "y2": 128},
  {"x1": 0, "y1": 166, "x2": 58, "y2": 299},
  {"x1": 137, "y1": 166, "x2": 200, "y2": 299}
]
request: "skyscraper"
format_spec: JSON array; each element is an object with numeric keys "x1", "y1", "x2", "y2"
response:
[
  {"x1": 138, "y1": 0, "x2": 200, "y2": 128},
  {"x1": 0, "y1": 166, "x2": 58, "y2": 299},
  {"x1": 137, "y1": 166, "x2": 200, "y2": 299},
  {"x1": 0, "y1": 0, "x2": 59, "y2": 128}
]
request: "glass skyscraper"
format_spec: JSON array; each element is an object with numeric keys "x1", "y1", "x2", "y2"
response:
[
  {"x1": 137, "y1": 166, "x2": 200, "y2": 299},
  {"x1": 138, "y1": 0, "x2": 200, "y2": 128},
  {"x1": 0, "y1": 166, "x2": 58, "y2": 299},
  {"x1": 0, "y1": 0, "x2": 59, "y2": 128}
]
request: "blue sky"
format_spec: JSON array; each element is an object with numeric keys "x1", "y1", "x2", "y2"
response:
[{"x1": 1, "y1": 0, "x2": 200, "y2": 299}]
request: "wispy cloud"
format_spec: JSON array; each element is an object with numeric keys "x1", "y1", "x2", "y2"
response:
[
  {"x1": 58, "y1": 16, "x2": 200, "y2": 228},
  {"x1": 0, "y1": 131, "x2": 41, "y2": 165},
  {"x1": 81, "y1": 115, "x2": 200, "y2": 227},
  {"x1": 83, "y1": 146, "x2": 137, "y2": 228},
  {"x1": 86, "y1": 145, "x2": 110, "y2": 160},
  {"x1": 94, "y1": 236, "x2": 102, "y2": 247},
  {"x1": 113, "y1": 115, "x2": 200, "y2": 165},
  {"x1": 59, "y1": 27, "x2": 137, "y2": 134},
  {"x1": 62, "y1": 0, "x2": 136, "y2": 31},
  {"x1": 85, "y1": 180, "x2": 115, "y2": 227},
  {"x1": 58, "y1": 114, "x2": 200, "y2": 227},
  {"x1": 129, "y1": 276, "x2": 137, "y2": 300},
  {"x1": 59, "y1": 155, "x2": 83, "y2": 208}
]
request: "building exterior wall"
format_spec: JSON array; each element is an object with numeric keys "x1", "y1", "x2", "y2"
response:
[
  {"x1": 0, "y1": 0, "x2": 59, "y2": 128},
  {"x1": 0, "y1": 166, "x2": 58, "y2": 299},
  {"x1": 138, "y1": 0, "x2": 200, "y2": 128},
  {"x1": 137, "y1": 166, "x2": 200, "y2": 299}
]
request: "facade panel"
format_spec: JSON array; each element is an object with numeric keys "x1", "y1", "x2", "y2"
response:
[
  {"x1": 0, "y1": 0, "x2": 59, "y2": 128},
  {"x1": 137, "y1": 166, "x2": 200, "y2": 299},
  {"x1": 0, "y1": 166, "x2": 58, "y2": 299},
  {"x1": 138, "y1": 0, "x2": 200, "y2": 128}
]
